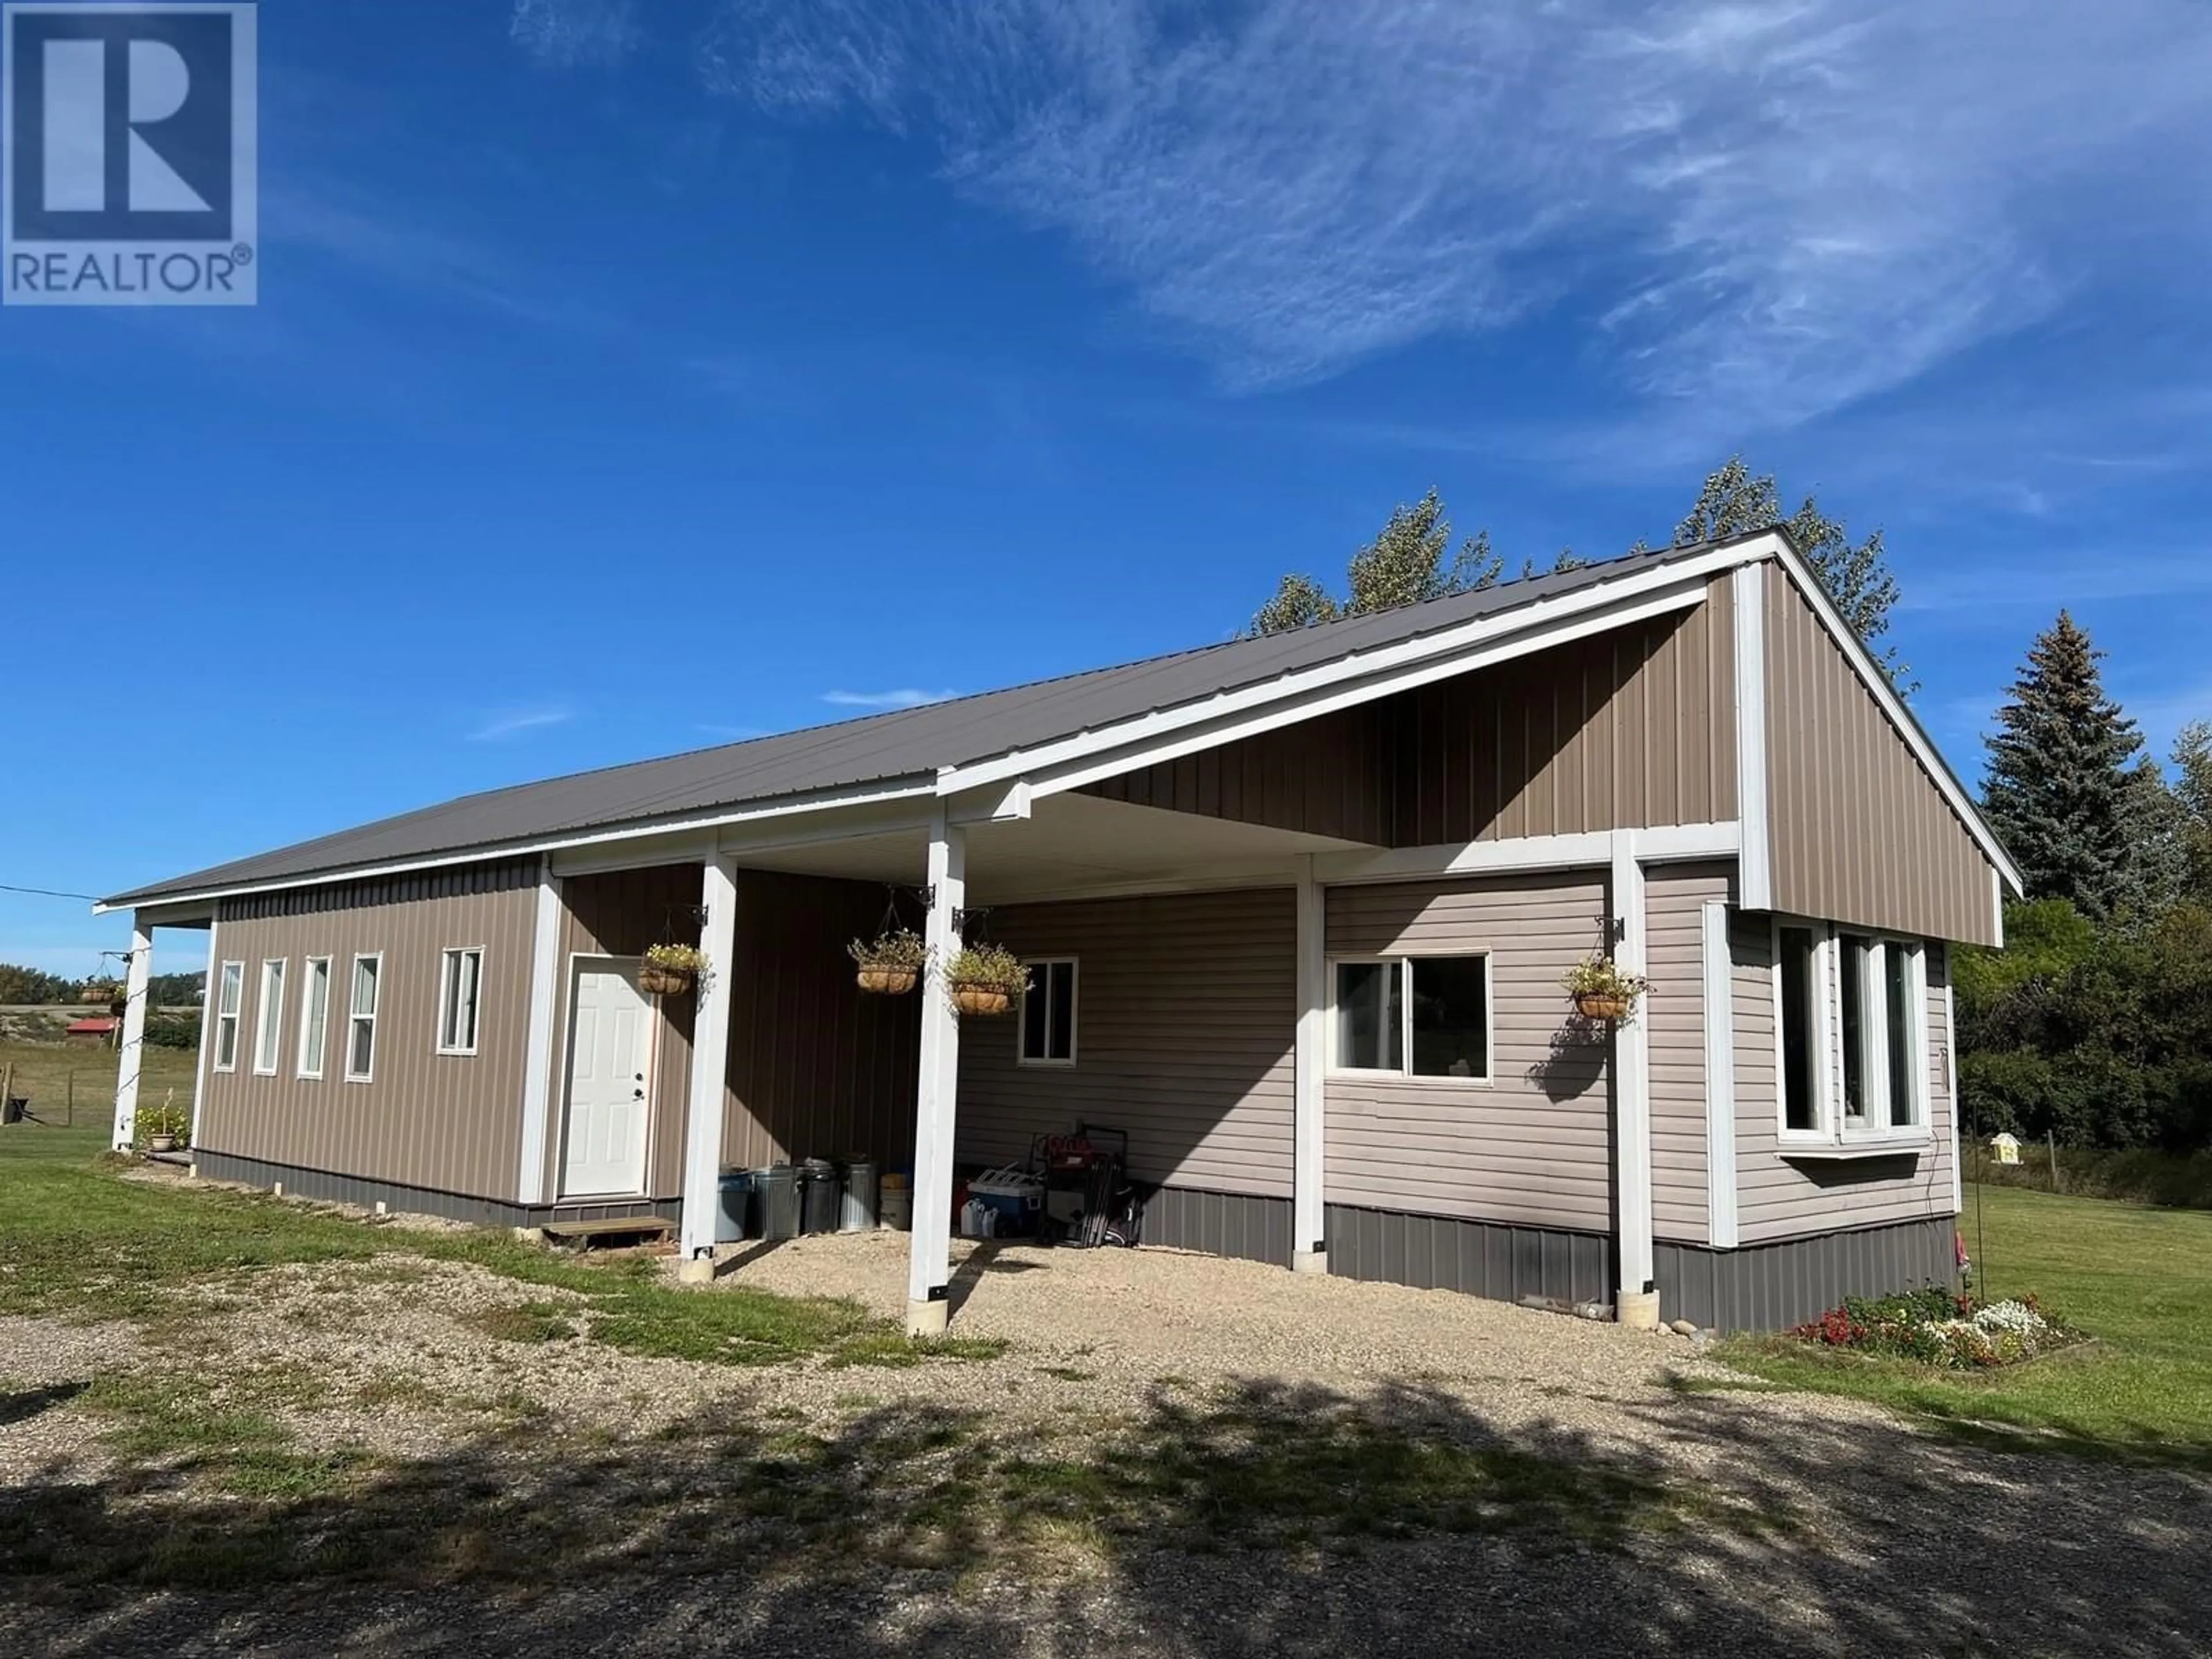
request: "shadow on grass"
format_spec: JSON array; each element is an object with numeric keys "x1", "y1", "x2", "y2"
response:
[{"x1": 4, "y1": 1374, "x2": 2206, "y2": 1657}]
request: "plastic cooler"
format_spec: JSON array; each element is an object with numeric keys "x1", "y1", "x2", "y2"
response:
[{"x1": 968, "y1": 1167, "x2": 1045, "y2": 1236}]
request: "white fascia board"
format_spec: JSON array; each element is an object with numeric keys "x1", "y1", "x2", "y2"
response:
[
  {"x1": 939, "y1": 548, "x2": 1753, "y2": 802},
  {"x1": 1314, "y1": 821, "x2": 1737, "y2": 887},
  {"x1": 94, "y1": 777, "x2": 940, "y2": 914},
  {"x1": 1764, "y1": 543, "x2": 2025, "y2": 895}
]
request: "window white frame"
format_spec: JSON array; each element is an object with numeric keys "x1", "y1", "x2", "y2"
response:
[
  {"x1": 1327, "y1": 952, "x2": 1494, "y2": 1085},
  {"x1": 437, "y1": 945, "x2": 485, "y2": 1058},
  {"x1": 1017, "y1": 957, "x2": 1078, "y2": 1067},
  {"x1": 213, "y1": 960, "x2": 244, "y2": 1073},
  {"x1": 252, "y1": 958, "x2": 287, "y2": 1076},
  {"x1": 345, "y1": 953, "x2": 383, "y2": 1084},
  {"x1": 296, "y1": 957, "x2": 332, "y2": 1081},
  {"x1": 1771, "y1": 916, "x2": 1930, "y2": 1151}
]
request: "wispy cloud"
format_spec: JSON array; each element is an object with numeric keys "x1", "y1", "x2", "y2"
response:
[
  {"x1": 469, "y1": 707, "x2": 575, "y2": 741},
  {"x1": 821, "y1": 688, "x2": 958, "y2": 710},
  {"x1": 511, "y1": 0, "x2": 640, "y2": 69},
  {"x1": 683, "y1": 1, "x2": 2212, "y2": 427}
]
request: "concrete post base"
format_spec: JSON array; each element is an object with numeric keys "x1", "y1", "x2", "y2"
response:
[
  {"x1": 1616, "y1": 1290, "x2": 1662, "y2": 1331},
  {"x1": 907, "y1": 1297, "x2": 949, "y2": 1338},
  {"x1": 677, "y1": 1256, "x2": 717, "y2": 1286},
  {"x1": 1291, "y1": 1249, "x2": 1330, "y2": 1276}
]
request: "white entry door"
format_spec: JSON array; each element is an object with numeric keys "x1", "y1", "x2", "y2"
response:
[{"x1": 560, "y1": 960, "x2": 653, "y2": 1198}]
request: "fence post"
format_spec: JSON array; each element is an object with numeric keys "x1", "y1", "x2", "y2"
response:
[{"x1": 2048, "y1": 1130, "x2": 2062, "y2": 1194}]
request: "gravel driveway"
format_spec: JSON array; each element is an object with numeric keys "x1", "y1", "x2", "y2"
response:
[{"x1": 4, "y1": 1217, "x2": 2207, "y2": 1657}]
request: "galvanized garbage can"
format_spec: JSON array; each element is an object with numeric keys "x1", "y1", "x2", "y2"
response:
[
  {"x1": 752, "y1": 1165, "x2": 800, "y2": 1240},
  {"x1": 798, "y1": 1158, "x2": 840, "y2": 1236},
  {"x1": 715, "y1": 1168, "x2": 755, "y2": 1244},
  {"x1": 838, "y1": 1157, "x2": 878, "y2": 1233}
]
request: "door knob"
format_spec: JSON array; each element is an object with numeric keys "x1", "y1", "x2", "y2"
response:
[{"x1": 633, "y1": 1087, "x2": 645, "y2": 1100}]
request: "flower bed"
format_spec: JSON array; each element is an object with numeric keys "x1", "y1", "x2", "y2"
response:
[{"x1": 1789, "y1": 1289, "x2": 2085, "y2": 1370}]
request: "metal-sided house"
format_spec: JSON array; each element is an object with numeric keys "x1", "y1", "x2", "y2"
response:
[{"x1": 100, "y1": 531, "x2": 2019, "y2": 1334}]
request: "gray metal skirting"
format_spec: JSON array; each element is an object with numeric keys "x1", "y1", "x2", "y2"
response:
[
  {"x1": 1657, "y1": 1216, "x2": 1957, "y2": 1332},
  {"x1": 1327, "y1": 1203, "x2": 1617, "y2": 1308},
  {"x1": 1139, "y1": 1185, "x2": 1294, "y2": 1266},
  {"x1": 192, "y1": 1150, "x2": 681, "y2": 1230},
  {"x1": 1147, "y1": 1190, "x2": 1953, "y2": 1333}
]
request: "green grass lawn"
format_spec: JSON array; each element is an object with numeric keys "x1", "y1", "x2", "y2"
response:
[
  {"x1": 0, "y1": 1038, "x2": 198, "y2": 1135},
  {"x1": 1718, "y1": 1181, "x2": 2212, "y2": 1465},
  {"x1": 0, "y1": 1083, "x2": 996, "y2": 1371}
]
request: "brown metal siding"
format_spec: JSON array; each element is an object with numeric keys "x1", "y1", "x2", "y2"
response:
[
  {"x1": 1763, "y1": 563, "x2": 1998, "y2": 944},
  {"x1": 721, "y1": 873, "x2": 921, "y2": 1171},
  {"x1": 1083, "y1": 581, "x2": 1736, "y2": 846},
  {"x1": 198, "y1": 861, "x2": 537, "y2": 1202},
  {"x1": 1646, "y1": 863, "x2": 1730, "y2": 1246},
  {"x1": 1324, "y1": 870, "x2": 1615, "y2": 1232},
  {"x1": 1730, "y1": 915, "x2": 1960, "y2": 1244},
  {"x1": 548, "y1": 864, "x2": 701, "y2": 1200},
  {"x1": 956, "y1": 888, "x2": 1297, "y2": 1198}
]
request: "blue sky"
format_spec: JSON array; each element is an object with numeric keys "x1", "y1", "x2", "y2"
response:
[{"x1": 6, "y1": 0, "x2": 2211, "y2": 978}]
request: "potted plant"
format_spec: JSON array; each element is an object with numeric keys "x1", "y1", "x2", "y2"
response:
[
  {"x1": 639, "y1": 944, "x2": 707, "y2": 997},
  {"x1": 849, "y1": 929, "x2": 927, "y2": 995},
  {"x1": 946, "y1": 944, "x2": 1029, "y2": 1017},
  {"x1": 86, "y1": 979, "x2": 126, "y2": 1016},
  {"x1": 142, "y1": 1096, "x2": 188, "y2": 1154},
  {"x1": 1562, "y1": 953, "x2": 1651, "y2": 1022}
]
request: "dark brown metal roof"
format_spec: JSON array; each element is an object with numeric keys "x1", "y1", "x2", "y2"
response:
[{"x1": 106, "y1": 544, "x2": 1727, "y2": 905}]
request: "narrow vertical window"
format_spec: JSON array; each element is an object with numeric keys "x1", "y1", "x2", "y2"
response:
[
  {"x1": 252, "y1": 959, "x2": 286, "y2": 1075},
  {"x1": 346, "y1": 955, "x2": 382, "y2": 1082},
  {"x1": 437, "y1": 946, "x2": 484, "y2": 1056},
  {"x1": 297, "y1": 957, "x2": 331, "y2": 1080},
  {"x1": 1018, "y1": 959, "x2": 1077, "y2": 1065},
  {"x1": 1839, "y1": 934, "x2": 1872, "y2": 1123},
  {"x1": 1885, "y1": 944, "x2": 1920, "y2": 1127},
  {"x1": 213, "y1": 961, "x2": 244, "y2": 1073},
  {"x1": 1777, "y1": 926, "x2": 1820, "y2": 1133}
]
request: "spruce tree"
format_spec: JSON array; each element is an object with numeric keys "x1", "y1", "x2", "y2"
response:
[{"x1": 1982, "y1": 612, "x2": 2145, "y2": 917}]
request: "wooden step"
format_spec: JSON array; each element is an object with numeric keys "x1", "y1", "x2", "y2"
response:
[{"x1": 540, "y1": 1215, "x2": 674, "y2": 1245}]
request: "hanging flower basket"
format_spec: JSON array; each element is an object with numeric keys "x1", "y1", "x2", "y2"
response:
[
  {"x1": 947, "y1": 944, "x2": 1028, "y2": 1018},
  {"x1": 848, "y1": 929, "x2": 927, "y2": 996},
  {"x1": 641, "y1": 944, "x2": 706, "y2": 997},
  {"x1": 1562, "y1": 953, "x2": 1650, "y2": 1024}
]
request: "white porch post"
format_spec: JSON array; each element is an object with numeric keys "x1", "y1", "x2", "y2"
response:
[
  {"x1": 907, "y1": 805, "x2": 965, "y2": 1336},
  {"x1": 1291, "y1": 856, "x2": 1327, "y2": 1272},
  {"x1": 109, "y1": 914, "x2": 153, "y2": 1152},
  {"x1": 678, "y1": 853, "x2": 739, "y2": 1271},
  {"x1": 1611, "y1": 834, "x2": 1658, "y2": 1328},
  {"x1": 514, "y1": 861, "x2": 565, "y2": 1207},
  {"x1": 187, "y1": 918, "x2": 218, "y2": 1156}
]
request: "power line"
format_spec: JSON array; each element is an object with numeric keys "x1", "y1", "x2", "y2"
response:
[{"x1": 0, "y1": 881, "x2": 101, "y2": 903}]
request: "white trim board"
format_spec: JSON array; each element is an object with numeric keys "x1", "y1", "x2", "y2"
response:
[
  {"x1": 1732, "y1": 562, "x2": 1772, "y2": 912},
  {"x1": 1315, "y1": 821, "x2": 1738, "y2": 887},
  {"x1": 1701, "y1": 899, "x2": 1739, "y2": 1249}
]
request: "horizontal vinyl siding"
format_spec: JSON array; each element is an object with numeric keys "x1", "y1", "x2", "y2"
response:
[
  {"x1": 1324, "y1": 870, "x2": 1613, "y2": 1233},
  {"x1": 1646, "y1": 865, "x2": 1730, "y2": 1246},
  {"x1": 957, "y1": 888, "x2": 1296, "y2": 1198},
  {"x1": 199, "y1": 861, "x2": 537, "y2": 1202},
  {"x1": 1083, "y1": 583, "x2": 1735, "y2": 847},
  {"x1": 1763, "y1": 562, "x2": 1999, "y2": 945},
  {"x1": 1732, "y1": 915, "x2": 1960, "y2": 1245}
]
